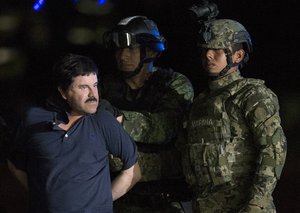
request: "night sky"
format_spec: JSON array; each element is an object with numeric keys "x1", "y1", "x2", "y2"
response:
[{"x1": 0, "y1": 0, "x2": 299, "y2": 212}]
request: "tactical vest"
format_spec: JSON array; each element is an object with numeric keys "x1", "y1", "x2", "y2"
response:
[{"x1": 184, "y1": 78, "x2": 264, "y2": 194}]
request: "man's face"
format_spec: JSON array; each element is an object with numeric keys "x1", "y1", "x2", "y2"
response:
[
  {"x1": 200, "y1": 48, "x2": 228, "y2": 76},
  {"x1": 115, "y1": 46, "x2": 141, "y2": 72},
  {"x1": 200, "y1": 47, "x2": 243, "y2": 76},
  {"x1": 60, "y1": 73, "x2": 99, "y2": 115}
]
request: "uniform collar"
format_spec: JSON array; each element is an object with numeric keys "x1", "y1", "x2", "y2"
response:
[{"x1": 209, "y1": 70, "x2": 243, "y2": 91}]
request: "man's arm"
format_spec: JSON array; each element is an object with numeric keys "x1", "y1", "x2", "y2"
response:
[
  {"x1": 99, "y1": 111, "x2": 140, "y2": 198},
  {"x1": 243, "y1": 88, "x2": 287, "y2": 210},
  {"x1": 101, "y1": 72, "x2": 193, "y2": 145},
  {"x1": 108, "y1": 73, "x2": 194, "y2": 180},
  {"x1": 122, "y1": 73, "x2": 194, "y2": 144},
  {"x1": 111, "y1": 162, "x2": 141, "y2": 201}
]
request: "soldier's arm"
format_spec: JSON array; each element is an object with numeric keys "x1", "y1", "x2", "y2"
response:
[
  {"x1": 244, "y1": 87, "x2": 287, "y2": 209},
  {"x1": 122, "y1": 74, "x2": 194, "y2": 144}
]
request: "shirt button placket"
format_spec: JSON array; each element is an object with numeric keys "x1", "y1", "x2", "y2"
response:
[{"x1": 63, "y1": 133, "x2": 69, "y2": 142}]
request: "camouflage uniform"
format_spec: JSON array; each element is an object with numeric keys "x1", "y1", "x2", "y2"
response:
[
  {"x1": 101, "y1": 67, "x2": 194, "y2": 213},
  {"x1": 181, "y1": 18, "x2": 287, "y2": 212},
  {"x1": 182, "y1": 71, "x2": 287, "y2": 212}
]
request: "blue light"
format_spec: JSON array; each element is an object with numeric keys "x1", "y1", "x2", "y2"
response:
[
  {"x1": 33, "y1": 0, "x2": 45, "y2": 11},
  {"x1": 97, "y1": 0, "x2": 107, "y2": 5},
  {"x1": 155, "y1": 43, "x2": 166, "y2": 52}
]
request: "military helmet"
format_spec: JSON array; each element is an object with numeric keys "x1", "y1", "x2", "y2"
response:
[
  {"x1": 199, "y1": 19, "x2": 253, "y2": 53},
  {"x1": 103, "y1": 16, "x2": 166, "y2": 52}
]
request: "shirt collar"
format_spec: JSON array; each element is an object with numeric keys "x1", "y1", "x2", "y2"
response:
[{"x1": 209, "y1": 70, "x2": 243, "y2": 91}]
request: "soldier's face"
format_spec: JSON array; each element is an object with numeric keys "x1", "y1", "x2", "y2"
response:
[
  {"x1": 115, "y1": 46, "x2": 141, "y2": 72},
  {"x1": 200, "y1": 48, "x2": 228, "y2": 76},
  {"x1": 200, "y1": 47, "x2": 244, "y2": 77}
]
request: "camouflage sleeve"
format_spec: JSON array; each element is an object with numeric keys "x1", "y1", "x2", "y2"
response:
[
  {"x1": 122, "y1": 73, "x2": 194, "y2": 144},
  {"x1": 243, "y1": 86, "x2": 287, "y2": 208},
  {"x1": 109, "y1": 147, "x2": 184, "y2": 182}
]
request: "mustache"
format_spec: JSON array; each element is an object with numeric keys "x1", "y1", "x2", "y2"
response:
[{"x1": 85, "y1": 97, "x2": 98, "y2": 103}]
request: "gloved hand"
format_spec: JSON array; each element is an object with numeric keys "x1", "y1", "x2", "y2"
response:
[{"x1": 98, "y1": 99, "x2": 123, "y2": 118}]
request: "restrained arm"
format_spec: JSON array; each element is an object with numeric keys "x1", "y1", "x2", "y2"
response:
[{"x1": 111, "y1": 161, "x2": 141, "y2": 201}]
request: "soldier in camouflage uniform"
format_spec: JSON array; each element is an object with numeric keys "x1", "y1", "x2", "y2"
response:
[
  {"x1": 182, "y1": 19, "x2": 287, "y2": 212},
  {"x1": 102, "y1": 16, "x2": 194, "y2": 212}
]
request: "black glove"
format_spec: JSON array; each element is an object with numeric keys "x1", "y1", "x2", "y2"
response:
[{"x1": 98, "y1": 99, "x2": 123, "y2": 117}]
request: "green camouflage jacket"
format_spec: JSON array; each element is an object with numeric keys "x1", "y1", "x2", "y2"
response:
[
  {"x1": 183, "y1": 71, "x2": 287, "y2": 211},
  {"x1": 101, "y1": 67, "x2": 194, "y2": 183}
]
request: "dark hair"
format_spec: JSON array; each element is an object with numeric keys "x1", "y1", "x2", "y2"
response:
[
  {"x1": 53, "y1": 53, "x2": 99, "y2": 91},
  {"x1": 231, "y1": 43, "x2": 244, "y2": 54}
]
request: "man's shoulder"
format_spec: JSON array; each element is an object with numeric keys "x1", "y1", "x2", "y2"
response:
[
  {"x1": 151, "y1": 67, "x2": 194, "y2": 102},
  {"x1": 95, "y1": 109, "x2": 112, "y2": 119},
  {"x1": 237, "y1": 78, "x2": 276, "y2": 97},
  {"x1": 14, "y1": 105, "x2": 55, "y2": 130},
  {"x1": 153, "y1": 67, "x2": 192, "y2": 87},
  {"x1": 93, "y1": 109, "x2": 117, "y2": 127},
  {"x1": 232, "y1": 78, "x2": 279, "y2": 110},
  {"x1": 227, "y1": 77, "x2": 267, "y2": 97},
  {"x1": 153, "y1": 67, "x2": 186, "y2": 79}
]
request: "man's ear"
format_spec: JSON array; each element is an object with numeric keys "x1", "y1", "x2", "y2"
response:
[
  {"x1": 58, "y1": 87, "x2": 67, "y2": 100},
  {"x1": 234, "y1": 49, "x2": 245, "y2": 63}
]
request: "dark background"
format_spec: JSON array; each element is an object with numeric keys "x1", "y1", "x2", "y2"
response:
[{"x1": 0, "y1": 0, "x2": 299, "y2": 212}]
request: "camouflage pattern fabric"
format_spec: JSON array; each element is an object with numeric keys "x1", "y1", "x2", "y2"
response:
[
  {"x1": 198, "y1": 19, "x2": 251, "y2": 50},
  {"x1": 101, "y1": 67, "x2": 194, "y2": 211},
  {"x1": 192, "y1": 187, "x2": 276, "y2": 213},
  {"x1": 183, "y1": 71, "x2": 287, "y2": 212},
  {"x1": 109, "y1": 147, "x2": 183, "y2": 182},
  {"x1": 101, "y1": 68, "x2": 194, "y2": 146}
]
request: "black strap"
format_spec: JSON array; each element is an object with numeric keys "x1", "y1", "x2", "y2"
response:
[{"x1": 217, "y1": 48, "x2": 241, "y2": 78}]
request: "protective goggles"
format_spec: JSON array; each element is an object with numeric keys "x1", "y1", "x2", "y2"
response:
[{"x1": 103, "y1": 31, "x2": 140, "y2": 49}]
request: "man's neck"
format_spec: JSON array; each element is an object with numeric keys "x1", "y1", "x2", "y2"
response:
[
  {"x1": 125, "y1": 69, "x2": 150, "y2": 89},
  {"x1": 58, "y1": 114, "x2": 82, "y2": 131}
]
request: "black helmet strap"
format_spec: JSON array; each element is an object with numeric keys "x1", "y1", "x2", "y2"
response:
[{"x1": 217, "y1": 48, "x2": 241, "y2": 78}]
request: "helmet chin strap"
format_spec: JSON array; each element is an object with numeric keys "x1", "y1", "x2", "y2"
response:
[{"x1": 122, "y1": 46, "x2": 157, "y2": 79}]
